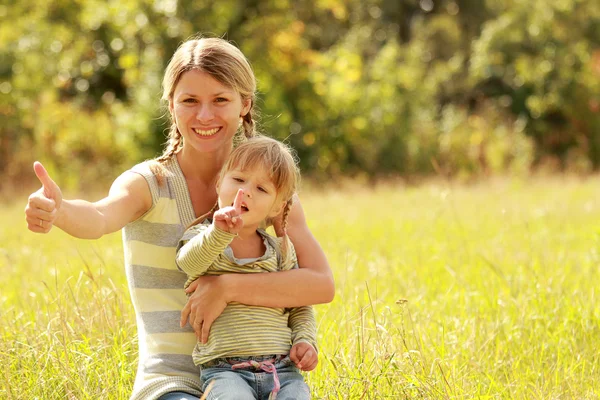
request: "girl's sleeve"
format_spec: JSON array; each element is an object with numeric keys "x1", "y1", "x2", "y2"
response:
[
  {"x1": 288, "y1": 306, "x2": 318, "y2": 351},
  {"x1": 176, "y1": 224, "x2": 236, "y2": 277}
]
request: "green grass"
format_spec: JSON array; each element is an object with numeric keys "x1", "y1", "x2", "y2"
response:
[{"x1": 1, "y1": 177, "x2": 599, "y2": 399}]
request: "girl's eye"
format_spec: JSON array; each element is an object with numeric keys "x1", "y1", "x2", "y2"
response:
[
  {"x1": 233, "y1": 177, "x2": 244, "y2": 183},
  {"x1": 258, "y1": 186, "x2": 268, "y2": 193}
]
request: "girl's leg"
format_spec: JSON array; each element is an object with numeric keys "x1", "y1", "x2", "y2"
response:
[
  {"x1": 261, "y1": 357, "x2": 310, "y2": 400},
  {"x1": 201, "y1": 368, "x2": 256, "y2": 400},
  {"x1": 271, "y1": 370, "x2": 310, "y2": 400},
  {"x1": 156, "y1": 392, "x2": 200, "y2": 400}
]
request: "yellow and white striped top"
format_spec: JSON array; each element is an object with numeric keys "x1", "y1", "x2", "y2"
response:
[{"x1": 176, "y1": 223, "x2": 317, "y2": 366}]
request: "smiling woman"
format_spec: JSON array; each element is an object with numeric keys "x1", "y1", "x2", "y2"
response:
[
  {"x1": 23, "y1": 36, "x2": 334, "y2": 400},
  {"x1": 170, "y1": 70, "x2": 251, "y2": 154}
]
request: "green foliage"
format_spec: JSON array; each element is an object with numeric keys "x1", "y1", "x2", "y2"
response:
[
  {"x1": 471, "y1": 0, "x2": 600, "y2": 169},
  {"x1": 1, "y1": 0, "x2": 599, "y2": 188}
]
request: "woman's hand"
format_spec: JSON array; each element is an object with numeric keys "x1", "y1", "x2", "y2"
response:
[
  {"x1": 25, "y1": 162, "x2": 63, "y2": 233},
  {"x1": 181, "y1": 275, "x2": 229, "y2": 343}
]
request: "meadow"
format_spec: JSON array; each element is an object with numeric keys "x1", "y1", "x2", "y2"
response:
[{"x1": 1, "y1": 177, "x2": 599, "y2": 399}]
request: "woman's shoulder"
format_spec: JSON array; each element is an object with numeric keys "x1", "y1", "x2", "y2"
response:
[
  {"x1": 129, "y1": 158, "x2": 175, "y2": 179},
  {"x1": 127, "y1": 157, "x2": 182, "y2": 196},
  {"x1": 116, "y1": 158, "x2": 177, "y2": 220}
]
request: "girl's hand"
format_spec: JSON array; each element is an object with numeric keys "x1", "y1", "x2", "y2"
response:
[
  {"x1": 290, "y1": 342, "x2": 318, "y2": 371},
  {"x1": 25, "y1": 162, "x2": 63, "y2": 233},
  {"x1": 181, "y1": 275, "x2": 228, "y2": 343},
  {"x1": 213, "y1": 188, "x2": 244, "y2": 234}
]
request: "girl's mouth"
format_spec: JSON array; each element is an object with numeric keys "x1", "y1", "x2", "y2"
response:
[{"x1": 232, "y1": 202, "x2": 249, "y2": 212}]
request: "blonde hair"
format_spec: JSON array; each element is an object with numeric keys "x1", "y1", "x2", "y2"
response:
[
  {"x1": 190, "y1": 136, "x2": 300, "y2": 258},
  {"x1": 151, "y1": 36, "x2": 258, "y2": 180}
]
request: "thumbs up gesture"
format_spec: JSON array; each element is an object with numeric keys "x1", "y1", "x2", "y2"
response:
[
  {"x1": 213, "y1": 188, "x2": 244, "y2": 235},
  {"x1": 25, "y1": 162, "x2": 63, "y2": 233}
]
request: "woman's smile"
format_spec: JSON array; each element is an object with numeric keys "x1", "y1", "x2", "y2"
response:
[{"x1": 192, "y1": 127, "x2": 221, "y2": 137}]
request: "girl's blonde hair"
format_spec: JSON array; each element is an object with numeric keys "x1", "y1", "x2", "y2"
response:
[
  {"x1": 190, "y1": 136, "x2": 300, "y2": 258},
  {"x1": 151, "y1": 36, "x2": 258, "y2": 180}
]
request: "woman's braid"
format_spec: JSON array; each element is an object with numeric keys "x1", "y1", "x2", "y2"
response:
[
  {"x1": 149, "y1": 127, "x2": 183, "y2": 186},
  {"x1": 156, "y1": 128, "x2": 183, "y2": 164},
  {"x1": 241, "y1": 107, "x2": 256, "y2": 138}
]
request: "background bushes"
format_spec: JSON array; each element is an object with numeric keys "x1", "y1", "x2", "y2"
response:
[{"x1": 1, "y1": 0, "x2": 599, "y2": 190}]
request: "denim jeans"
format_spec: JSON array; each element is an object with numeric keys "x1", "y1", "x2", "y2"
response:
[
  {"x1": 199, "y1": 355, "x2": 310, "y2": 400},
  {"x1": 157, "y1": 392, "x2": 200, "y2": 400}
]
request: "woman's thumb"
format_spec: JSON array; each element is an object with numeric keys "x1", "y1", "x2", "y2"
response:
[{"x1": 33, "y1": 162, "x2": 60, "y2": 200}]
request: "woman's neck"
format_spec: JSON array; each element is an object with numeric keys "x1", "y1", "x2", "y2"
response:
[
  {"x1": 177, "y1": 145, "x2": 231, "y2": 217},
  {"x1": 177, "y1": 145, "x2": 230, "y2": 184}
]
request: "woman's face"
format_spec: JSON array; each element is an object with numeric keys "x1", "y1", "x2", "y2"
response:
[{"x1": 170, "y1": 69, "x2": 250, "y2": 155}]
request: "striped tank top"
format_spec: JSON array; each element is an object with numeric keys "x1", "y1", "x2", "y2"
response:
[{"x1": 122, "y1": 156, "x2": 202, "y2": 400}]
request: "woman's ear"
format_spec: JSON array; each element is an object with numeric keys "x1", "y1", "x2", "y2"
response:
[{"x1": 240, "y1": 98, "x2": 252, "y2": 118}]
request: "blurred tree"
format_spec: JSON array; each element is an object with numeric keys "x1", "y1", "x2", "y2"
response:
[
  {"x1": 1, "y1": 0, "x2": 599, "y2": 191},
  {"x1": 471, "y1": 0, "x2": 600, "y2": 170}
]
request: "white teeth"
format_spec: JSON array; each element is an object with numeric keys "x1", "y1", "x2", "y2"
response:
[{"x1": 193, "y1": 127, "x2": 219, "y2": 136}]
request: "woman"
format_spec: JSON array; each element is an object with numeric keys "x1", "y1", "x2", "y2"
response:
[{"x1": 24, "y1": 36, "x2": 334, "y2": 400}]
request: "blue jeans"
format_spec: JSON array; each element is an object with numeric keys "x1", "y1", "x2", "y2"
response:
[
  {"x1": 157, "y1": 392, "x2": 200, "y2": 400},
  {"x1": 199, "y1": 355, "x2": 310, "y2": 400}
]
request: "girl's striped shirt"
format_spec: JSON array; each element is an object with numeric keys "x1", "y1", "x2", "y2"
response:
[{"x1": 176, "y1": 223, "x2": 317, "y2": 366}]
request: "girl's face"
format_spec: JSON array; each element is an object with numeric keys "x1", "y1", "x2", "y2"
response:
[
  {"x1": 218, "y1": 165, "x2": 285, "y2": 229},
  {"x1": 170, "y1": 69, "x2": 251, "y2": 155}
]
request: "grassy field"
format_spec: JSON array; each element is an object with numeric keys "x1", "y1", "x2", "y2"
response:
[{"x1": 1, "y1": 177, "x2": 599, "y2": 399}]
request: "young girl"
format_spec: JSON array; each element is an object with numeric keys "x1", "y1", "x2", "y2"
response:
[{"x1": 176, "y1": 136, "x2": 318, "y2": 400}]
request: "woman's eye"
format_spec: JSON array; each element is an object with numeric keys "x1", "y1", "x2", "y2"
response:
[
  {"x1": 183, "y1": 98, "x2": 197, "y2": 103},
  {"x1": 215, "y1": 97, "x2": 228, "y2": 103}
]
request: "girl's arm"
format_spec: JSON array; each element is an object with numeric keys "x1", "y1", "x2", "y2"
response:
[
  {"x1": 25, "y1": 162, "x2": 151, "y2": 239},
  {"x1": 176, "y1": 224, "x2": 236, "y2": 276},
  {"x1": 181, "y1": 198, "x2": 334, "y2": 340}
]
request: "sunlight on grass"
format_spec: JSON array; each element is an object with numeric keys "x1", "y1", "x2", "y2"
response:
[{"x1": 1, "y1": 177, "x2": 599, "y2": 399}]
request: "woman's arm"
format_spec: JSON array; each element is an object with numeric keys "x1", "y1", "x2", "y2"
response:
[
  {"x1": 181, "y1": 197, "x2": 335, "y2": 340},
  {"x1": 25, "y1": 162, "x2": 151, "y2": 239},
  {"x1": 227, "y1": 198, "x2": 334, "y2": 304}
]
